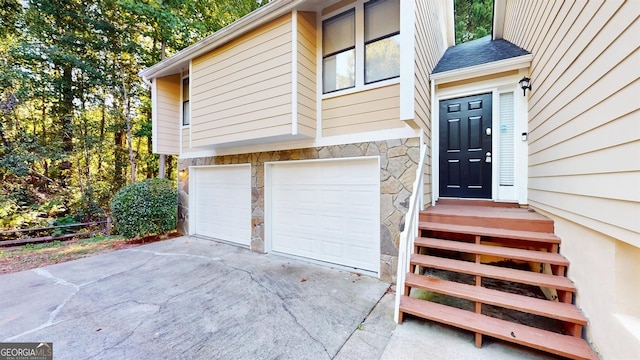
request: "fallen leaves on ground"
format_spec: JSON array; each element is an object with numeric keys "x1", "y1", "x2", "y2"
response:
[{"x1": 0, "y1": 232, "x2": 179, "y2": 275}]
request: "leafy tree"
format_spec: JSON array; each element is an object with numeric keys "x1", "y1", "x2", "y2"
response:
[
  {"x1": 0, "y1": 0, "x2": 21, "y2": 36},
  {"x1": 0, "y1": 0, "x2": 267, "y2": 229},
  {"x1": 454, "y1": 0, "x2": 493, "y2": 44}
]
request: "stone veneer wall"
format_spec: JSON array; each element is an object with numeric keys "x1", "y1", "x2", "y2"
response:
[{"x1": 177, "y1": 137, "x2": 420, "y2": 282}]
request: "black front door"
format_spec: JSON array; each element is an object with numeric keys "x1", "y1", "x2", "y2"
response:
[{"x1": 439, "y1": 93, "x2": 492, "y2": 198}]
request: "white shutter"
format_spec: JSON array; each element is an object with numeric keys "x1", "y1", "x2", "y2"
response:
[{"x1": 499, "y1": 92, "x2": 515, "y2": 186}]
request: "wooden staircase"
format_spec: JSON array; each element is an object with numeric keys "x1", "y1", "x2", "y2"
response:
[{"x1": 398, "y1": 200, "x2": 598, "y2": 360}]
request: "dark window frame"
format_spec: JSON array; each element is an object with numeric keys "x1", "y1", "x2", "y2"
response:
[
  {"x1": 364, "y1": 0, "x2": 400, "y2": 85},
  {"x1": 182, "y1": 77, "x2": 190, "y2": 126},
  {"x1": 322, "y1": 8, "x2": 356, "y2": 94}
]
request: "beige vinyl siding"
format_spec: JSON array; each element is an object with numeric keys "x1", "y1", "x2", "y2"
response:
[
  {"x1": 296, "y1": 11, "x2": 317, "y2": 138},
  {"x1": 181, "y1": 129, "x2": 190, "y2": 153},
  {"x1": 190, "y1": 14, "x2": 294, "y2": 147},
  {"x1": 155, "y1": 74, "x2": 181, "y2": 155},
  {"x1": 322, "y1": 84, "x2": 402, "y2": 137},
  {"x1": 436, "y1": 70, "x2": 520, "y2": 90},
  {"x1": 503, "y1": 2, "x2": 639, "y2": 357},
  {"x1": 414, "y1": 0, "x2": 449, "y2": 206},
  {"x1": 502, "y1": 0, "x2": 640, "y2": 246}
]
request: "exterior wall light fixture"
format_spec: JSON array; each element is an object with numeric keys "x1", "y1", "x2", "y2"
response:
[{"x1": 519, "y1": 77, "x2": 532, "y2": 96}]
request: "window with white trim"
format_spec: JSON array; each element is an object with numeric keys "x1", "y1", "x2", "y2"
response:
[
  {"x1": 322, "y1": 0, "x2": 400, "y2": 94},
  {"x1": 322, "y1": 9, "x2": 356, "y2": 93},
  {"x1": 182, "y1": 77, "x2": 190, "y2": 126},
  {"x1": 364, "y1": 0, "x2": 400, "y2": 83}
]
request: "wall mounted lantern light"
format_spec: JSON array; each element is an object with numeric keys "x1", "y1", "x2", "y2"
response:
[{"x1": 519, "y1": 77, "x2": 532, "y2": 96}]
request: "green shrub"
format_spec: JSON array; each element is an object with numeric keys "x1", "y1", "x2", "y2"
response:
[{"x1": 109, "y1": 178, "x2": 177, "y2": 238}]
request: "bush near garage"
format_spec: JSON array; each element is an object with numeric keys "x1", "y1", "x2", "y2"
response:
[{"x1": 110, "y1": 178, "x2": 177, "y2": 238}]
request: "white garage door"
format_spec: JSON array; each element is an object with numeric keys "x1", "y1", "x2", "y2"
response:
[
  {"x1": 190, "y1": 165, "x2": 251, "y2": 246},
  {"x1": 269, "y1": 158, "x2": 380, "y2": 272}
]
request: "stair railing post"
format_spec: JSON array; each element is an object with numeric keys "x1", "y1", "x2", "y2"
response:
[{"x1": 394, "y1": 146, "x2": 428, "y2": 324}]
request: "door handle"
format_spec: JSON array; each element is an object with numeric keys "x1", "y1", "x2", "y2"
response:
[
  {"x1": 486, "y1": 128, "x2": 492, "y2": 136},
  {"x1": 486, "y1": 152, "x2": 492, "y2": 163}
]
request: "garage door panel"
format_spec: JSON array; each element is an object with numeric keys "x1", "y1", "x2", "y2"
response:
[
  {"x1": 192, "y1": 165, "x2": 250, "y2": 246},
  {"x1": 350, "y1": 217, "x2": 376, "y2": 235},
  {"x1": 270, "y1": 158, "x2": 380, "y2": 272}
]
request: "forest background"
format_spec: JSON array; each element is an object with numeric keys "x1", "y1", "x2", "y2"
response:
[{"x1": 0, "y1": 0, "x2": 491, "y2": 231}]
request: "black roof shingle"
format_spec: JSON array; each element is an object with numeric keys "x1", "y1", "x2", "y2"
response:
[{"x1": 432, "y1": 36, "x2": 530, "y2": 74}]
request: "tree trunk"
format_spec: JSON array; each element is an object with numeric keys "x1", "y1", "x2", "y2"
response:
[
  {"x1": 98, "y1": 102, "x2": 106, "y2": 171},
  {"x1": 119, "y1": 65, "x2": 136, "y2": 183},
  {"x1": 114, "y1": 130, "x2": 126, "y2": 190},
  {"x1": 166, "y1": 155, "x2": 174, "y2": 180},
  {"x1": 61, "y1": 65, "x2": 74, "y2": 154},
  {"x1": 159, "y1": 154, "x2": 166, "y2": 178}
]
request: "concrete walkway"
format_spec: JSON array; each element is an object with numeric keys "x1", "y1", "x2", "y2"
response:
[{"x1": 0, "y1": 237, "x2": 558, "y2": 359}]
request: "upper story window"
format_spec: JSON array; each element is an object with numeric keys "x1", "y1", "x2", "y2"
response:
[
  {"x1": 182, "y1": 77, "x2": 190, "y2": 126},
  {"x1": 322, "y1": 0, "x2": 400, "y2": 94},
  {"x1": 364, "y1": 0, "x2": 400, "y2": 83},
  {"x1": 322, "y1": 9, "x2": 356, "y2": 93}
]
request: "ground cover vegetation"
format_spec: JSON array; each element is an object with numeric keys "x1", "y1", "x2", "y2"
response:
[{"x1": 110, "y1": 178, "x2": 178, "y2": 238}]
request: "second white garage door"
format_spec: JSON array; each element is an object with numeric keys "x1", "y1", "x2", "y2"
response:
[
  {"x1": 268, "y1": 158, "x2": 380, "y2": 273},
  {"x1": 190, "y1": 165, "x2": 251, "y2": 246}
]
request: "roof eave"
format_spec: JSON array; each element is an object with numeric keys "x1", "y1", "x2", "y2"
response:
[
  {"x1": 139, "y1": 0, "x2": 298, "y2": 81},
  {"x1": 431, "y1": 54, "x2": 532, "y2": 85}
]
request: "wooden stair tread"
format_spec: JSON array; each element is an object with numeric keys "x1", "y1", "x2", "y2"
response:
[
  {"x1": 415, "y1": 237, "x2": 569, "y2": 266},
  {"x1": 405, "y1": 273, "x2": 586, "y2": 325},
  {"x1": 399, "y1": 296, "x2": 598, "y2": 360},
  {"x1": 419, "y1": 221, "x2": 561, "y2": 243},
  {"x1": 435, "y1": 199, "x2": 520, "y2": 208},
  {"x1": 411, "y1": 254, "x2": 576, "y2": 292}
]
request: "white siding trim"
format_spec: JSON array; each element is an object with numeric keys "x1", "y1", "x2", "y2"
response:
[
  {"x1": 430, "y1": 79, "x2": 438, "y2": 206},
  {"x1": 151, "y1": 79, "x2": 159, "y2": 153},
  {"x1": 516, "y1": 68, "x2": 529, "y2": 204},
  {"x1": 189, "y1": 61, "x2": 193, "y2": 149},
  {"x1": 188, "y1": 166, "x2": 195, "y2": 234},
  {"x1": 177, "y1": 74, "x2": 183, "y2": 155},
  {"x1": 291, "y1": 10, "x2": 299, "y2": 135},
  {"x1": 178, "y1": 126, "x2": 420, "y2": 160},
  {"x1": 399, "y1": 0, "x2": 416, "y2": 121},
  {"x1": 315, "y1": 10, "x2": 323, "y2": 140}
]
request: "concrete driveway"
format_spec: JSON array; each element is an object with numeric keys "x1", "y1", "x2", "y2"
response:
[{"x1": 0, "y1": 237, "x2": 394, "y2": 360}]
